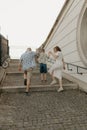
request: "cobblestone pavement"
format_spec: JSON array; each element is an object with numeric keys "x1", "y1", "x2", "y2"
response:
[{"x1": 0, "y1": 90, "x2": 87, "y2": 130}]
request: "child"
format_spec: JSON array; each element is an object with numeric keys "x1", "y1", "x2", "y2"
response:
[
  {"x1": 48, "y1": 46, "x2": 65, "y2": 92},
  {"x1": 38, "y1": 49, "x2": 47, "y2": 82}
]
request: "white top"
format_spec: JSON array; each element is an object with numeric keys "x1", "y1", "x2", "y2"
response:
[
  {"x1": 55, "y1": 51, "x2": 63, "y2": 63},
  {"x1": 48, "y1": 51, "x2": 63, "y2": 79},
  {"x1": 38, "y1": 52, "x2": 47, "y2": 64}
]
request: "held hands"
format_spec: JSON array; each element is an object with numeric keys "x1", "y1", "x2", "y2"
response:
[
  {"x1": 48, "y1": 51, "x2": 52, "y2": 56},
  {"x1": 49, "y1": 51, "x2": 52, "y2": 54}
]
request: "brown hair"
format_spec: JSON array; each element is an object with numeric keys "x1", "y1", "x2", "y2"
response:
[
  {"x1": 41, "y1": 48, "x2": 45, "y2": 52},
  {"x1": 54, "y1": 46, "x2": 61, "y2": 52}
]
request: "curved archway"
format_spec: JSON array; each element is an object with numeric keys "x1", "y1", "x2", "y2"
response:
[{"x1": 77, "y1": 2, "x2": 87, "y2": 66}]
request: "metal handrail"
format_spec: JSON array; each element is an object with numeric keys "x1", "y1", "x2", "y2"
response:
[
  {"x1": 66, "y1": 63, "x2": 87, "y2": 75},
  {"x1": 2, "y1": 56, "x2": 10, "y2": 69},
  {"x1": 1, "y1": 55, "x2": 9, "y2": 64},
  {"x1": 47, "y1": 58, "x2": 87, "y2": 75}
]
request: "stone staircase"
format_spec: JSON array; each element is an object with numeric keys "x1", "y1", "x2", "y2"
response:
[{"x1": 0, "y1": 59, "x2": 78, "y2": 93}]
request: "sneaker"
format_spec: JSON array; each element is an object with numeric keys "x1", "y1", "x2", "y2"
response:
[
  {"x1": 41, "y1": 80, "x2": 44, "y2": 83},
  {"x1": 44, "y1": 80, "x2": 47, "y2": 82},
  {"x1": 25, "y1": 91, "x2": 28, "y2": 96},
  {"x1": 50, "y1": 79, "x2": 57, "y2": 85},
  {"x1": 57, "y1": 87, "x2": 64, "y2": 92}
]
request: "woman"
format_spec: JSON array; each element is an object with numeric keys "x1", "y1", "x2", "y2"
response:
[
  {"x1": 38, "y1": 49, "x2": 47, "y2": 82},
  {"x1": 48, "y1": 46, "x2": 65, "y2": 92}
]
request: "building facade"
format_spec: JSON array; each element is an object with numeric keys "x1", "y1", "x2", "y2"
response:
[
  {"x1": 43, "y1": 0, "x2": 87, "y2": 91},
  {"x1": 0, "y1": 35, "x2": 9, "y2": 66}
]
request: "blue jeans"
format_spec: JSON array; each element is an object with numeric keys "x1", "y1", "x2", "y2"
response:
[{"x1": 40, "y1": 63, "x2": 47, "y2": 73}]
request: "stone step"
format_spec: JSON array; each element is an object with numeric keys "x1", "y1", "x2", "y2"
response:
[
  {"x1": 6, "y1": 69, "x2": 39, "y2": 74},
  {"x1": 2, "y1": 72, "x2": 74, "y2": 87},
  {"x1": 6, "y1": 66, "x2": 39, "y2": 73},
  {"x1": 1, "y1": 59, "x2": 78, "y2": 93},
  {"x1": 0, "y1": 83, "x2": 78, "y2": 93},
  {"x1": 10, "y1": 59, "x2": 19, "y2": 63}
]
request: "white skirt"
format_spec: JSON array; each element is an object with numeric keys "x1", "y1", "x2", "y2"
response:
[{"x1": 48, "y1": 61, "x2": 63, "y2": 79}]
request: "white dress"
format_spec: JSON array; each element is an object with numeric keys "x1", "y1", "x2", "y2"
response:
[{"x1": 48, "y1": 51, "x2": 63, "y2": 79}]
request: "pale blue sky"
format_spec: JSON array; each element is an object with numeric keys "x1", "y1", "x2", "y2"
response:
[{"x1": 0, "y1": 0, "x2": 65, "y2": 58}]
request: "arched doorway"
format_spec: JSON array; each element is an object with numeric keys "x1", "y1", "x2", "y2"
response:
[
  {"x1": 77, "y1": 2, "x2": 87, "y2": 66},
  {"x1": 80, "y1": 9, "x2": 87, "y2": 60}
]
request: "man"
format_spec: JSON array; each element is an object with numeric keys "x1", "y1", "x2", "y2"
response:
[{"x1": 18, "y1": 48, "x2": 36, "y2": 95}]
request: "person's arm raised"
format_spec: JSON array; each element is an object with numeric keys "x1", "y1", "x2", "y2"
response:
[{"x1": 48, "y1": 51, "x2": 58, "y2": 59}]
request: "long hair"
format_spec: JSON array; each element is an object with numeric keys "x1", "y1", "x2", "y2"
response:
[{"x1": 41, "y1": 48, "x2": 45, "y2": 52}]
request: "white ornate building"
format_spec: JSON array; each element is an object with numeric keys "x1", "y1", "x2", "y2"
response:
[{"x1": 43, "y1": 0, "x2": 87, "y2": 92}]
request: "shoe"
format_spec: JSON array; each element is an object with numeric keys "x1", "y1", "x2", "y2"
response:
[
  {"x1": 50, "y1": 79, "x2": 57, "y2": 85},
  {"x1": 25, "y1": 91, "x2": 28, "y2": 96},
  {"x1": 24, "y1": 79, "x2": 27, "y2": 86},
  {"x1": 57, "y1": 87, "x2": 64, "y2": 92},
  {"x1": 44, "y1": 80, "x2": 47, "y2": 82}
]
